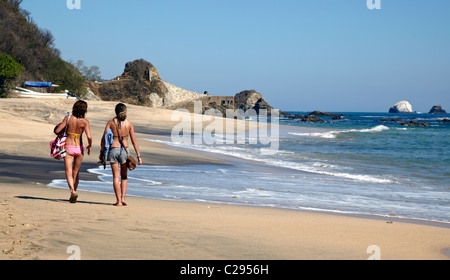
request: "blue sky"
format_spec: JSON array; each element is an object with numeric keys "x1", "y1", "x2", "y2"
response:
[{"x1": 21, "y1": 0, "x2": 450, "y2": 112}]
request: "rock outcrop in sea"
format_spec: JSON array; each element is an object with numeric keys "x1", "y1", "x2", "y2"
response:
[
  {"x1": 429, "y1": 105, "x2": 447, "y2": 114},
  {"x1": 378, "y1": 119, "x2": 431, "y2": 127},
  {"x1": 389, "y1": 101, "x2": 415, "y2": 113},
  {"x1": 401, "y1": 121, "x2": 430, "y2": 127},
  {"x1": 281, "y1": 111, "x2": 347, "y2": 123}
]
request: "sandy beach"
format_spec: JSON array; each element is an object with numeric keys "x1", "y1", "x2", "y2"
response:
[{"x1": 1, "y1": 98, "x2": 449, "y2": 260}]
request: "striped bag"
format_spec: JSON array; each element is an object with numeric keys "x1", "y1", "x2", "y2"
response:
[{"x1": 50, "y1": 116, "x2": 70, "y2": 160}]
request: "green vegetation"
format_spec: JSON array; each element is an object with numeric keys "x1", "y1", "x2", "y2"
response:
[
  {"x1": 75, "y1": 60, "x2": 103, "y2": 82},
  {"x1": 0, "y1": 0, "x2": 89, "y2": 98},
  {"x1": 0, "y1": 53, "x2": 23, "y2": 97},
  {"x1": 46, "y1": 57, "x2": 87, "y2": 96}
]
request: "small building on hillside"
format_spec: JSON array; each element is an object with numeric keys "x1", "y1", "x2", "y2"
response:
[{"x1": 205, "y1": 96, "x2": 235, "y2": 107}]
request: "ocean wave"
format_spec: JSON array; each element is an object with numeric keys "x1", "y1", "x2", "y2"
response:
[
  {"x1": 289, "y1": 125, "x2": 389, "y2": 139},
  {"x1": 266, "y1": 159, "x2": 394, "y2": 184},
  {"x1": 144, "y1": 138, "x2": 394, "y2": 184}
]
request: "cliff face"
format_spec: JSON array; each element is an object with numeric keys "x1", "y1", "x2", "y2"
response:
[{"x1": 87, "y1": 59, "x2": 204, "y2": 107}]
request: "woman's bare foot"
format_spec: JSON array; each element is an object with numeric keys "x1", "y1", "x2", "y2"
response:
[
  {"x1": 121, "y1": 196, "x2": 127, "y2": 206},
  {"x1": 69, "y1": 193, "x2": 78, "y2": 203},
  {"x1": 113, "y1": 202, "x2": 122, "y2": 206}
]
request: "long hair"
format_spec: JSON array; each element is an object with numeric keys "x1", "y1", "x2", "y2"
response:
[
  {"x1": 72, "y1": 100, "x2": 88, "y2": 118},
  {"x1": 115, "y1": 103, "x2": 127, "y2": 122}
]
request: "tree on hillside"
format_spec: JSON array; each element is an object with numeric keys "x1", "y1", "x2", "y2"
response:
[
  {"x1": 47, "y1": 57, "x2": 87, "y2": 97},
  {"x1": 0, "y1": 53, "x2": 23, "y2": 97},
  {"x1": 75, "y1": 60, "x2": 102, "y2": 82}
]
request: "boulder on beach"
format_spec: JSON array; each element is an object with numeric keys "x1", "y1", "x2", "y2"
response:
[{"x1": 389, "y1": 101, "x2": 415, "y2": 113}]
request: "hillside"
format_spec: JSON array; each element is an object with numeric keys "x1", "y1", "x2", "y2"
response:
[
  {"x1": 0, "y1": 0, "x2": 275, "y2": 114},
  {"x1": 0, "y1": 0, "x2": 86, "y2": 96}
]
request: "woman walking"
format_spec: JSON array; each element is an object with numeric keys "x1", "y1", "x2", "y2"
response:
[
  {"x1": 55, "y1": 100, "x2": 92, "y2": 203},
  {"x1": 100, "y1": 103, "x2": 142, "y2": 206}
]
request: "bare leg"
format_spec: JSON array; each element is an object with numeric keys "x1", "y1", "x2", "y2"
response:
[
  {"x1": 111, "y1": 163, "x2": 122, "y2": 206},
  {"x1": 120, "y1": 163, "x2": 128, "y2": 206},
  {"x1": 72, "y1": 154, "x2": 84, "y2": 193},
  {"x1": 64, "y1": 155, "x2": 76, "y2": 196}
]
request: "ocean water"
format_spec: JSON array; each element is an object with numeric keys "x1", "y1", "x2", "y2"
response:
[{"x1": 49, "y1": 112, "x2": 450, "y2": 224}]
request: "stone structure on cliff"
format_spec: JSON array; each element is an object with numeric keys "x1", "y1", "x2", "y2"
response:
[{"x1": 389, "y1": 101, "x2": 415, "y2": 113}]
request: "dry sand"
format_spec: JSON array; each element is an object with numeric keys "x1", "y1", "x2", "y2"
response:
[{"x1": 0, "y1": 98, "x2": 449, "y2": 260}]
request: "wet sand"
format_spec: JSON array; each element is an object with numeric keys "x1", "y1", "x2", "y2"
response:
[{"x1": 1, "y1": 98, "x2": 449, "y2": 260}]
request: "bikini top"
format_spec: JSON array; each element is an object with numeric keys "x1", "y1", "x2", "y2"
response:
[
  {"x1": 113, "y1": 119, "x2": 129, "y2": 139},
  {"x1": 67, "y1": 116, "x2": 82, "y2": 146}
]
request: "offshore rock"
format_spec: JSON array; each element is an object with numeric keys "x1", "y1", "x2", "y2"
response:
[
  {"x1": 307, "y1": 111, "x2": 347, "y2": 120},
  {"x1": 389, "y1": 101, "x2": 414, "y2": 113},
  {"x1": 401, "y1": 121, "x2": 430, "y2": 127},
  {"x1": 429, "y1": 105, "x2": 447, "y2": 114}
]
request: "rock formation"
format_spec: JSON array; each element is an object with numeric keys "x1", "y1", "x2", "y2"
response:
[
  {"x1": 401, "y1": 121, "x2": 430, "y2": 127},
  {"x1": 234, "y1": 90, "x2": 273, "y2": 114},
  {"x1": 378, "y1": 119, "x2": 431, "y2": 127},
  {"x1": 86, "y1": 60, "x2": 278, "y2": 115},
  {"x1": 389, "y1": 101, "x2": 414, "y2": 113},
  {"x1": 378, "y1": 119, "x2": 404, "y2": 123},
  {"x1": 307, "y1": 111, "x2": 347, "y2": 120},
  {"x1": 429, "y1": 105, "x2": 447, "y2": 114},
  {"x1": 86, "y1": 59, "x2": 204, "y2": 108}
]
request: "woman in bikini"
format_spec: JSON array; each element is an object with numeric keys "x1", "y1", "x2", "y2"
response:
[
  {"x1": 100, "y1": 103, "x2": 142, "y2": 206},
  {"x1": 55, "y1": 100, "x2": 92, "y2": 203}
]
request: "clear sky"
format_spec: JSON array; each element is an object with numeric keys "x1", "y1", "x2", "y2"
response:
[{"x1": 21, "y1": 0, "x2": 450, "y2": 112}]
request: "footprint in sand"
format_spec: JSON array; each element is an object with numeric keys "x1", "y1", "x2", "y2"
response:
[{"x1": 2, "y1": 248, "x2": 14, "y2": 255}]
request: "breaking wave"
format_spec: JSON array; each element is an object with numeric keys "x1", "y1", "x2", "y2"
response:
[{"x1": 289, "y1": 125, "x2": 389, "y2": 139}]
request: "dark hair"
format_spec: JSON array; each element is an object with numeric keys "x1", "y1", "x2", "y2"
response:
[
  {"x1": 72, "y1": 100, "x2": 88, "y2": 118},
  {"x1": 115, "y1": 103, "x2": 127, "y2": 121}
]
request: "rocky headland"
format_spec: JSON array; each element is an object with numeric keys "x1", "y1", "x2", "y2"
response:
[
  {"x1": 86, "y1": 59, "x2": 205, "y2": 108},
  {"x1": 86, "y1": 59, "x2": 275, "y2": 117}
]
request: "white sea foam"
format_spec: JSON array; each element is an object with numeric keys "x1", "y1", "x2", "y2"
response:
[
  {"x1": 289, "y1": 125, "x2": 389, "y2": 139},
  {"x1": 144, "y1": 137, "x2": 394, "y2": 184}
]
